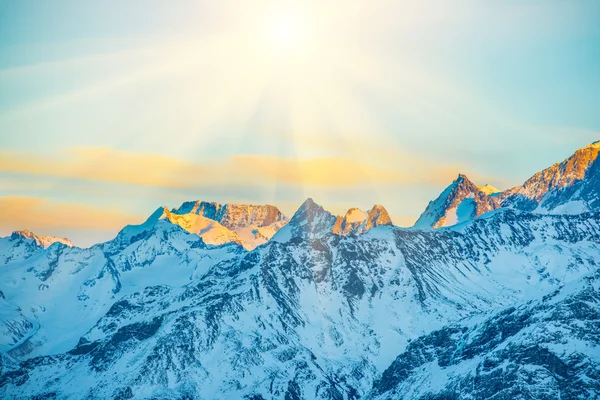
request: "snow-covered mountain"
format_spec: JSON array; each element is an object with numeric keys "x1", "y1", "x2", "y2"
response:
[
  {"x1": 0, "y1": 142, "x2": 599, "y2": 399},
  {"x1": 415, "y1": 141, "x2": 600, "y2": 229},
  {"x1": 9, "y1": 230, "x2": 73, "y2": 249},
  {"x1": 501, "y1": 140, "x2": 600, "y2": 214},
  {"x1": 0, "y1": 215, "x2": 243, "y2": 362},
  {"x1": 143, "y1": 201, "x2": 289, "y2": 250},
  {"x1": 413, "y1": 174, "x2": 500, "y2": 229},
  {"x1": 273, "y1": 199, "x2": 393, "y2": 242}
]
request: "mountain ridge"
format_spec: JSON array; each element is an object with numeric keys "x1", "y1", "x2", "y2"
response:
[{"x1": 414, "y1": 141, "x2": 600, "y2": 229}]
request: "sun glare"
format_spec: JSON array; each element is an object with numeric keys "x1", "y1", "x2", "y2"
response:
[{"x1": 263, "y1": 6, "x2": 312, "y2": 54}]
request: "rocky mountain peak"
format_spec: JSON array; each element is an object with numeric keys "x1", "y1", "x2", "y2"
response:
[
  {"x1": 274, "y1": 199, "x2": 393, "y2": 242},
  {"x1": 456, "y1": 173, "x2": 469, "y2": 182},
  {"x1": 499, "y1": 141, "x2": 600, "y2": 212},
  {"x1": 11, "y1": 229, "x2": 73, "y2": 249},
  {"x1": 335, "y1": 205, "x2": 393, "y2": 235},
  {"x1": 414, "y1": 174, "x2": 500, "y2": 229},
  {"x1": 171, "y1": 200, "x2": 287, "y2": 231},
  {"x1": 367, "y1": 204, "x2": 393, "y2": 226},
  {"x1": 287, "y1": 198, "x2": 336, "y2": 230}
]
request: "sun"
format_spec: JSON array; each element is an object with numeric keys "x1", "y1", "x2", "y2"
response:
[{"x1": 262, "y1": 6, "x2": 312, "y2": 55}]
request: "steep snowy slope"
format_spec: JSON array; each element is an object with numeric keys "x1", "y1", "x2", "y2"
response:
[
  {"x1": 368, "y1": 269, "x2": 600, "y2": 400},
  {"x1": 2, "y1": 205, "x2": 599, "y2": 399},
  {"x1": 0, "y1": 295, "x2": 36, "y2": 355}
]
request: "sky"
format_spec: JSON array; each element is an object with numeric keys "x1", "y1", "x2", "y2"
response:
[{"x1": 1, "y1": 0, "x2": 599, "y2": 246}]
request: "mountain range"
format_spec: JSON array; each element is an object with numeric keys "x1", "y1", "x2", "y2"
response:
[{"x1": 0, "y1": 142, "x2": 599, "y2": 399}]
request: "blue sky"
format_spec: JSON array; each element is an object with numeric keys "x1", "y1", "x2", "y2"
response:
[{"x1": 1, "y1": 0, "x2": 599, "y2": 246}]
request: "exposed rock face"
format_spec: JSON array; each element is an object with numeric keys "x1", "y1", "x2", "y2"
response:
[
  {"x1": 336, "y1": 205, "x2": 393, "y2": 236},
  {"x1": 171, "y1": 201, "x2": 288, "y2": 230},
  {"x1": 500, "y1": 141, "x2": 600, "y2": 213},
  {"x1": 273, "y1": 198, "x2": 339, "y2": 241}
]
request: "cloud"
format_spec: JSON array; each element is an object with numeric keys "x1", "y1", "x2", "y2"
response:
[
  {"x1": 230, "y1": 155, "x2": 406, "y2": 186},
  {"x1": 0, "y1": 147, "x2": 211, "y2": 188},
  {"x1": 0, "y1": 146, "x2": 489, "y2": 190},
  {"x1": 0, "y1": 196, "x2": 141, "y2": 232}
]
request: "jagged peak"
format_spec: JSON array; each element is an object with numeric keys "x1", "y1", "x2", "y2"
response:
[
  {"x1": 343, "y1": 207, "x2": 368, "y2": 223},
  {"x1": 368, "y1": 204, "x2": 393, "y2": 225},
  {"x1": 413, "y1": 172, "x2": 501, "y2": 229},
  {"x1": 298, "y1": 197, "x2": 318, "y2": 210},
  {"x1": 453, "y1": 173, "x2": 478, "y2": 187},
  {"x1": 290, "y1": 198, "x2": 333, "y2": 222}
]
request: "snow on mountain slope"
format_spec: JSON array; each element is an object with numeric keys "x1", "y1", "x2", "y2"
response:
[
  {"x1": 162, "y1": 207, "x2": 243, "y2": 247},
  {"x1": 167, "y1": 201, "x2": 288, "y2": 249},
  {"x1": 0, "y1": 294, "x2": 37, "y2": 355},
  {"x1": 234, "y1": 220, "x2": 289, "y2": 250},
  {"x1": 413, "y1": 174, "x2": 500, "y2": 229},
  {"x1": 10, "y1": 230, "x2": 73, "y2": 249},
  {"x1": 0, "y1": 216, "x2": 244, "y2": 364},
  {"x1": 2, "y1": 207, "x2": 599, "y2": 399},
  {"x1": 368, "y1": 268, "x2": 600, "y2": 400},
  {"x1": 415, "y1": 141, "x2": 600, "y2": 229},
  {"x1": 1, "y1": 143, "x2": 600, "y2": 399}
]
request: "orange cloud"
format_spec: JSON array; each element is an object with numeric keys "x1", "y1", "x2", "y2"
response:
[
  {"x1": 0, "y1": 196, "x2": 141, "y2": 231},
  {"x1": 231, "y1": 155, "x2": 407, "y2": 186},
  {"x1": 0, "y1": 147, "x2": 211, "y2": 188},
  {"x1": 0, "y1": 146, "x2": 499, "y2": 189}
]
